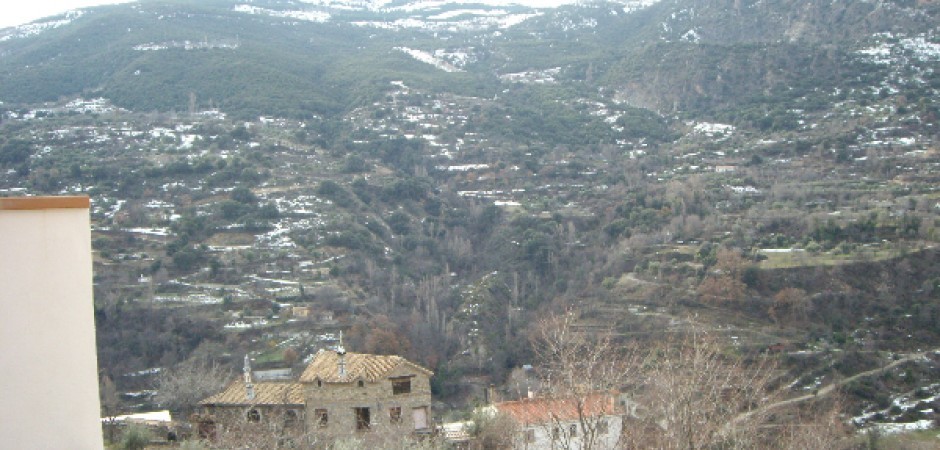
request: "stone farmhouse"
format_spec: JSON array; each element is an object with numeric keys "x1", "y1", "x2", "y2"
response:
[{"x1": 198, "y1": 349, "x2": 433, "y2": 443}]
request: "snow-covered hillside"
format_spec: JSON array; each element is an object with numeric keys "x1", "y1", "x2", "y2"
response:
[
  {"x1": 298, "y1": 0, "x2": 660, "y2": 12},
  {"x1": 0, "y1": 11, "x2": 84, "y2": 41}
]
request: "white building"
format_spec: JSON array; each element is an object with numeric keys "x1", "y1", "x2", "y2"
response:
[
  {"x1": 0, "y1": 196, "x2": 103, "y2": 449},
  {"x1": 490, "y1": 393, "x2": 623, "y2": 449}
]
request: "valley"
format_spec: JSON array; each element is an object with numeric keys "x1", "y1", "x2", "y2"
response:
[{"x1": 1, "y1": 0, "x2": 940, "y2": 447}]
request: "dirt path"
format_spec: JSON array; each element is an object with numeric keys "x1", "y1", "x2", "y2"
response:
[{"x1": 729, "y1": 349, "x2": 935, "y2": 428}]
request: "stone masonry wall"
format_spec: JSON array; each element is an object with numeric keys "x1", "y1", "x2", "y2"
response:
[{"x1": 303, "y1": 369, "x2": 432, "y2": 439}]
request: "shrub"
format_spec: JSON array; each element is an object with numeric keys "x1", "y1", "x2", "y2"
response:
[
  {"x1": 805, "y1": 240, "x2": 822, "y2": 254},
  {"x1": 119, "y1": 425, "x2": 151, "y2": 450}
]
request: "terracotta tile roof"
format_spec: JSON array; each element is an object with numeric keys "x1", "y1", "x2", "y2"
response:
[
  {"x1": 298, "y1": 350, "x2": 432, "y2": 384},
  {"x1": 200, "y1": 381, "x2": 304, "y2": 406},
  {"x1": 493, "y1": 393, "x2": 620, "y2": 425}
]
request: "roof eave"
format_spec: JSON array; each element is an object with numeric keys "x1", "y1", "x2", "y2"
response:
[{"x1": 202, "y1": 402, "x2": 305, "y2": 407}]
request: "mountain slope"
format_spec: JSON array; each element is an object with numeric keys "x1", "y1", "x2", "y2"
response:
[
  {"x1": 598, "y1": 0, "x2": 940, "y2": 118},
  {"x1": 0, "y1": 0, "x2": 505, "y2": 118},
  {"x1": 0, "y1": 0, "x2": 937, "y2": 123}
]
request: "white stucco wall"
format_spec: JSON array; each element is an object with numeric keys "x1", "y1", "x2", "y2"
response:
[
  {"x1": 0, "y1": 197, "x2": 103, "y2": 449},
  {"x1": 515, "y1": 415, "x2": 622, "y2": 450}
]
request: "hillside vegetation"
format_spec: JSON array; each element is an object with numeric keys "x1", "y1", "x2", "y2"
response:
[{"x1": 2, "y1": 0, "x2": 940, "y2": 445}]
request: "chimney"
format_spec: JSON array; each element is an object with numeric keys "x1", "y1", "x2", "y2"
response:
[
  {"x1": 244, "y1": 354, "x2": 255, "y2": 401},
  {"x1": 485, "y1": 384, "x2": 498, "y2": 404},
  {"x1": 337, "y1": 331, "x2": 347, "y2": 378}
]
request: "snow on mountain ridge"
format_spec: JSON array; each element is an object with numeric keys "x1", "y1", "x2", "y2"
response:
[
  {"x1": 300, "y1": 0, "x2": 660, "y2": 12},
  {"x1": 0, "y1": 10, "x2": 84, "y2": 42},
  {"x1": 353, "y1": 11, "x2": 538, "y2": 31},
  {"x1": 429, "y1": 9, "x2": 509, "y2": 20},
  {"x1": 233, "y1": 5, "x2": 331, "y2": 22}
]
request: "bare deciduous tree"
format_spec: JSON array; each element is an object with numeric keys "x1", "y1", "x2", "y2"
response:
[
  {"x1": 774, "y1": 401, "x2": 851, "y2": 450},
  {"x1": 697, "y1": 248, "x2": 750, "y2": 304},
  {"x1": 768, "y1": 287, "x2": 810, "y2": 325},
  {"x1": 100, "y1": 374, "x2": 122, "y2": 443},
  {"x1": 196, "y1": 408, "x2": 315, "y2": 449},
  {"x1": 156, "y1": 357, "x2": 230, "y2": 416},
  {"x1": 532, "y1": 314, "x2": 846, "y2": 450},
  {"x1": 469, "y1": 408, "x2": 518, "y2": 450},
  {"x1": 629, "y1": 330, "x2": 779, "y2": 450},
  {"x1": 530, "y1": 313, "x2": 641, "y2": 450}
]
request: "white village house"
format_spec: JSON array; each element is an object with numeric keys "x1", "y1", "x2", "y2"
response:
[{"x1": 489, "y1": 393, "x2": 623, "y2": 449}]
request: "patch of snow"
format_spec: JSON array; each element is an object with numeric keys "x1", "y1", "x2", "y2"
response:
[
  {"x1": 858, "y1": 34, "x2": 940, "y2": 65},
  {"x1": 154, "y1": 294, "x2": 223, "y2": 305},
  {"x1": 726, "y1": 185, "x2": 760, "y2": 195},
  {"x1": 395, "y1": 47, "x2": 463, "y2": 72},
  {"x1": 869, "y1": 420, "x2": 935, "y2": 435},
  {"x1": 225, "y1": 318, "x2": 268, "y2": 329},
  {"x1": 0, "y1": 11, "x2": 84, "y2": 42},
  {"x1": 102, "y1": 410, "x2": 172, "y2": 424},
  {"x1": 681, "y1": 28, "x2": 700, "y2": 43},
  {"x1": 122, "y1": 390, "x2": 157, "y2": 399},
  {"x1": 690, "y1": 121, "x2": 734, "y2": 137},
  {"x1": 499, "y1": 67, "x2": 561, "y2": 84},
  {"x1": 857, "y1": 43, "x2": 893, "y2": 65},
  {"x1": 123, "y1": 367, "x2": 162, "y2": 377},
  {"x1": 353, "y1": 12, "x2": 538, "y2": 32},
  {"x1": 233, "y1": 5, "x2": 330, "y2": 22},
  {"x1": 250, "y1": 275, "x2": 300, "y2": 286},
  {"x1": 298, "y1": 0, "x2": 658, "y2": 13},
  {"x1": 433, "y1": 48, "x2": 478, "y2": 69},
  {"x1": 124, "y1": 227, "x2": 171, "y2": 237},
  {"x1": 436, "y1": 163, "x2": 490, "y2": 171},
  {"x1": 134, "y1": 39, "x2": 239, "y2": 51},
  {"x1": 901, "y1": 36, "x2": 940, "y2": 62},
  {"x1": 429, "y1": 9, "x2": 504, "y2": 20}
]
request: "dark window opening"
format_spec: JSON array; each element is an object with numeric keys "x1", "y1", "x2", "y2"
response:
[
  {"x1": 284, "y1": 410, "x2": 299, "y2": 427},
  {"x1": 196, "y1": 419, "x2": 217, "y2": 441},
  {"x1": 391, "y1": 377, "x2": 412, "y2": 395},
  {"x1": 569, "y1": 424, "x2": 578, "y2": 437},
  {"x1": 315, "y1": 409, "x2": 328, "y2": 428},
  {"x1": 389, "y1": 407, "x2": 402, "y2": 424},
  {"x1": 246, "y1": 409, "x2": 261, "y2": 423},
  {"x1": 354, "y1": 407, "x2": 371, "y2": 430},
  {"x1": 357, "y1": 379, "x2": 365, "y2": 388},
  {"x1": 525, "y1": 429, "x2": 536, "y2": 443}
]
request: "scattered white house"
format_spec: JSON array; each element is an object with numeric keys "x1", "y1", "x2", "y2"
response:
[
  {"x1": 714, "y1": 165, "x2": 737, "y2": 173},
  {"x1": 490, "y1": 393, "x2": 622, "y2": 449}
]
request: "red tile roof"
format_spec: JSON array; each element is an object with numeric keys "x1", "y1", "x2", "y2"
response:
[{"x1": 493, "y1": 393, "x2": 620, "y2": 425}]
